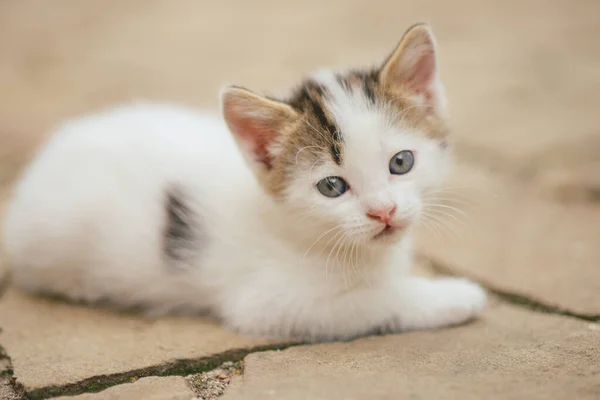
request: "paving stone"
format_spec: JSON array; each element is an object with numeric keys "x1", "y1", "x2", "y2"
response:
[
  {"x1": 526, "y1": 136, "x2": 600, "y2": 204},
  {"x1": 535, "y1": 163, "x2": 600, "y2": 204},
  {"x1": 416, "y1": 164, "x2": 600, "y2": 316},
  {"x1": 444, "y1": 6, "x2": 600, "y2": 166},
  {"x1": 0, "y1": 289, "x2": 276, "y2": 392},
  {"x1": 52, "y1": 376, "x2": 193, "y2": 400},
  {"x1": 222, "y1": 305, "x2": 600, "y2": 400}
]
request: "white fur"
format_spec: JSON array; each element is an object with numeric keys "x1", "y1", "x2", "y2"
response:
[{"x1": 2, "y1": 88, "x2": 486, "y2": 341}]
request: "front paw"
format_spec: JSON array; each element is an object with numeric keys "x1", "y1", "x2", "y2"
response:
[{"x1": 434, "y1": 277, "x2": 487, "y2": 326}]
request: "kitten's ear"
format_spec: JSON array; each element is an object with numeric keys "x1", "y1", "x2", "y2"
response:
[
  {"x1": 221, "y1": 86, "x2": 298, "y2": 171},
  {"x1": 380, "y1": 23, "x2": 445, "y2": 111}
]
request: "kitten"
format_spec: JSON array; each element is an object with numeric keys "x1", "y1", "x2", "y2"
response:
[{"x1": 2, "y1": 24, "x2": 486, "y2": 341}]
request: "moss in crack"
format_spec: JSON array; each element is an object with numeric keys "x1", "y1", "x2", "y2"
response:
[
  {"x1": 421, "y1": 255, "x2": 600, "y2": 323},
  {"x1": 26, "y1": 342, "x2": 301, "y2": 400},
  {"x1": 489, "y1": 289, "x2": 599, "y2": 322}
]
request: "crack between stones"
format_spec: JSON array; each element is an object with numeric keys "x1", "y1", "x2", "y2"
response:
[
  {"x1": 0, "y1": 344, "x2": 27, "y2": 400},
  {"x1": 25, "y1": 342, "x2": 301, "y2": 400},
  {"x1": 421, "y1": 255, "x2": 600, "y2": 323}
]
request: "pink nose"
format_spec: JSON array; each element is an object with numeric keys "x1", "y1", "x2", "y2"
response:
[{"x1": 367, "y1": 204, "x2": 397, "y2": 224}]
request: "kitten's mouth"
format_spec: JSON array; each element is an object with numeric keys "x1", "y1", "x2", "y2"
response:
[
  {"x1": 373, "y1": 225, "x2": 398, "y2": 240},
  {"x1": 373, "y1": 220, "x2": 410, "y2": 240}
]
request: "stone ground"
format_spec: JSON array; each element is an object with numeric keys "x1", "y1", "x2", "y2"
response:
[{"x1": 1, "y1": 0, "x2": 599, "y2": 399}]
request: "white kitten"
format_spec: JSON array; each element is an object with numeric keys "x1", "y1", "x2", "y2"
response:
[{"x1": 2, "y1": 24, "x2": 486, "y2": 341}]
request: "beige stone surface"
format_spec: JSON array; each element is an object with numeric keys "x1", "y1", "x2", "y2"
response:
[
  {"x1": 222, "y1": 305, "x2": 600, "y2": 400},
  {"x1": 0, "y1": 289, "x2": 274, "y2": 391},
  {"x1": 527, "y1": 136, "x2": 600, "y2": 204},
  {"x1": 0, "y1": 260, "x2": 7, "y2": 292},
  {"x1": 415, "y1": 165, "x2": 600, "y2": 316},
  {"x1": 53, "y1": 376, "x2": 194, "y2": 400}
]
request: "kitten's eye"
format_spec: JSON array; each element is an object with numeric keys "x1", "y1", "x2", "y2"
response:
[
  {"x1": 316, "y1": 176, "x2": 348, "y2": 198},
  {"x1": 389, "y1": 150, "x2": 415, "y2": 175}
]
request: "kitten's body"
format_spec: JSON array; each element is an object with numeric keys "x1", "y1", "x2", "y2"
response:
[{"x1": 2, "y1": 25, "x2": 486, "y2": 341}]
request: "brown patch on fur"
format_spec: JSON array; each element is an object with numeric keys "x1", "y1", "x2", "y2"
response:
[
  {"x1": 264, "y1": 70, "x2": 448, "y2": 197},
  {"x1": 222, "y1": 83, "x2": 341, "y2": 197},
  {"x1": 264, "y1": 82, "x2": 343, "y2": 197}
]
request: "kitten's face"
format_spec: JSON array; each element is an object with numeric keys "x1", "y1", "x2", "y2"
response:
[{"x1": 222, "y1": 24, "x2": 449, "y2": 246}]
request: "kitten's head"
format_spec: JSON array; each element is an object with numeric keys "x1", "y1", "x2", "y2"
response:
[{"x1": 221, "y1": 24, "x2": 450, "y2": 246}]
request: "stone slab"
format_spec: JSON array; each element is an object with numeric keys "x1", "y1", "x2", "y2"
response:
[
  {"x1": 0, "y1": 289, "x2": 275, "y2": 392},
  {"x1": 53, "y1": 376, "x2": 194, "y2": 400},
  {"x1": 222, "y1": 305, "x2": 600, "y2": 400},
  {"x1": 416, "y1": 164, "x2": 600, "y2": 316},
  {"x1": 525, "y1": 135, "x2": 600, "y2": 204}
]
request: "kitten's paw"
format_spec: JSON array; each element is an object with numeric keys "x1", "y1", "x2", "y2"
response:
[
  {"x1": 433, "y1": 277, "x2": 487, "y2": 326},
  {"x1": 396, "y1": 276, "x2": 487, "y2": 331}
]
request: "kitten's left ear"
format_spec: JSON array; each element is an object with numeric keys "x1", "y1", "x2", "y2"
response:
[
  {"x1": 380, "y1": 23, "x2": 446, "y2": 111},
  {"x1": 221, "y1": 86, "x2": 298, "y2": 172}
]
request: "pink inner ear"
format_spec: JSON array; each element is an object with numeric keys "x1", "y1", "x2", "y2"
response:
[
  {"x1": 405, "y1": 46, "x2": 436, "y2": 102},
  {"x1": 233, "y1": 117, "x2": 278, "y2": 169}
]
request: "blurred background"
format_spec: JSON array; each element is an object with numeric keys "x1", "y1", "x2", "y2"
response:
[{"x1": 0, "y1": 1, "x2": 599, "y2": 311}]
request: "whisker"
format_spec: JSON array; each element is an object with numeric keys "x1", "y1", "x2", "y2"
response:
[
  {"x1": 303, "y1": 224, "x2": 344, "y2": 258},
  {"x1": 326, "y1": 231, "x2": 349, "y2": 288},
  {"x1": 423, "y1": 203, "x2": 472, "y2": 224},
  {"x1": 304, "y1": 119, "x2": 334, "y2": 145},
  {"x1": 308, "y1": 159, "x2": 325, "y2": 181},
  {"x1": 418, "y1": 216, "x2": 445, "y2": 244},
  {"x1": 421, "y1": 212, "x2": 463, "y2": 240},
  {"x1": 295, "y1": 145, "x2": 324, "y2": 166},
  {"x1": 423, "y1": 195, "x2": 473, "y2": 207}
]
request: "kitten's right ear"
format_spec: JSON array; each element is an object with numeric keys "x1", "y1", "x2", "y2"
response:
[{"x1": 221, "y1": 86, "x2": 298, "y2": 172}]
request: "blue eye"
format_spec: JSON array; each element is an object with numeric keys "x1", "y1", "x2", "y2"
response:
[
  {"x1": 316, "y1": 176, "x2": 348, "y2": 198},
  {"x1": 389, "y1": 150, "x2": 414, "y2": 175}
]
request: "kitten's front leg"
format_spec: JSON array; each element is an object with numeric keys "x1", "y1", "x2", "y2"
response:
[
  {"x1": 387, "y1": 276, "x2": 487, "y2": 332},
  {"x1": 220, "y1": 274, "x2": 486, "y2": 341}
]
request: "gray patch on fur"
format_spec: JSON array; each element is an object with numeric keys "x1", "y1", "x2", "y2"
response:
[{"x1": 163, "y1": 187, "x2": 203, "y2": 269}]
